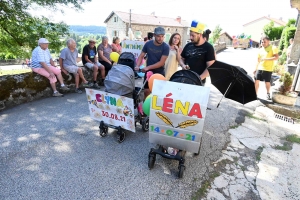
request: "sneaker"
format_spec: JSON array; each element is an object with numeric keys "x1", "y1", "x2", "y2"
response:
[
  {"x1": 60, "y1": 85, "x2": 70, "y2": 91},
  {"x1": 53, "y1": 92, "x2": 64, "y2": 97},
  {"x1": 75, "y1": 88, "x2": 83, "y2": 94},
  {"x1": 267, "y1": 93, "x2": 272, "y2": 100},
  {"x1": 93, "y1": 83, "x2": 100, "y2": 89},
  {"x1": 99, "y1": 79, "x2": 105, "y2": 86},
  {"x1": 82, "y1": 81, "x2": 93, "y2": 88}
]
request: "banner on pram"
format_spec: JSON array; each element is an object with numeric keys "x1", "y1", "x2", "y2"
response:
[
  {"x1": 121, "y1": 40, "x2": 144, "y2": 58},
  {"x1": 85, "y1": 89, "x2": 135, "y2": 132},
  {"x1": 149, "y1": 80, "x2": 210, "y2": 153}
]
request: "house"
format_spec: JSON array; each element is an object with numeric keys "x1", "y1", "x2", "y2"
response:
[
  {"x1": 104, "y1": 11, "x2": 190, "y2": 45},
  {"x1": 218, "y1": 32, "x2": 232, "y2": 46},
  {"x1": 243, "y1": 16, "x2": 287, "y2": 42}
]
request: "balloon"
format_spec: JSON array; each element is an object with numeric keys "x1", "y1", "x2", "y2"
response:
[
  {"x1": 146, "y1": 94, "x2": 153, "y2": 100},
  {"x1": 110, "y1": 52, "x2": 119, "y2": 62},
  {"x1": 142, "y1": 96, "x2": 152, "y2": 116},
  {"x1": 137, "y1": 72, "x2": 145, "y2": 77},
  {"x1": 148, "y1": 74, "x2": 166, "y2": 92}
]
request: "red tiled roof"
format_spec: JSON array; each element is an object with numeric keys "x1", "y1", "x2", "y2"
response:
[
  {"x1": 243, "y1": 16, "x2": 287, "y2": 26},
  {"x1": 104, "y1": 11, "x2": 189, "y2": 27}
]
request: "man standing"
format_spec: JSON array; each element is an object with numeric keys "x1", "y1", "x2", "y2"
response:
[
  {"x1": 82, "y1": 38, "x2": 105, "y2": 89},
  {"x1": 253, "y1": 36, "x2": 278, "y2": 100},
  {"x1": 31, "y1": 38, "x2": 69, "y2": 97},
  {"x1": 180, "y1": 20, "x2": 215, "y2": 84},
  {"x1": 135, "y1": 26, "x2": 169, "y2": 99},
  {"x1": 59, "y1": 38, "x2": 93, "y2": 94}
]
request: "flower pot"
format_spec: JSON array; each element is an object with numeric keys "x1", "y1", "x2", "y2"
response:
[{"x1": 272, "y1": 92, "x2": 297, "y2": 106}]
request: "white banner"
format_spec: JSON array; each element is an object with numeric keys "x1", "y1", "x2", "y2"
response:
[
  {"x1": 149, "y1": 80, "x2": 210, "y2": 153},
  {"x1": 121, "y1": 40, "x2": 144, "y2": 59},
  {"x1": 85, "y1": 89, "x2": 135, "y2": 132}
]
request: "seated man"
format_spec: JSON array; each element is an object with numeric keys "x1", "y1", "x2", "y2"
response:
[
  {"x1": 82, "y1": 38, "x2": 105, "y2": 88},
  {"x1": 59, "y1": 38, "x2": 93, "y2": 94},
  {"x1": 31, "y1": 38, "x2": 69, "y2": 97}
]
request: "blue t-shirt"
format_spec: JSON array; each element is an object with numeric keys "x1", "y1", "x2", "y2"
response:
[{"x1": 142, "y1": 40, "x2": 169, "y2": 73}]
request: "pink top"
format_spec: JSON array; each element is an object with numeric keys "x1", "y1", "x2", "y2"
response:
[{"x1": 112, "y1": 43, "x2": 122, "y2": 53}]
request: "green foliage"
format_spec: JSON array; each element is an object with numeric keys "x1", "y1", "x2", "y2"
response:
[
  {"x1": 68, "y1": 33, "x2": 104, "y2": 54},
  {"x1": 279, "y1": 72, "x2": 293, "y2": 95},
  {"x1": 278, "y1": 27, "x2": 296, "y2": 52},
  {"x1": 286, "y1": 134, "x2": 300, "y2": 144},
  {"x1": 286, "y1": 19, "x2": 296, "y2": 27},
  {"x1": 212, "y1": 25, "x2": 222, "y2": 44},
  {"x1": 0, "y1": 0, "x2": 92, "y2": 59},
  {"x1": 263, "y1": 21, "x2": 284, "y2": 41},
  {"x1": 273, "y1": 64, "x2": 285, "y2": 75},
  {"x1": 278, "y1": 52, "x2": 287, "y2": 65}
]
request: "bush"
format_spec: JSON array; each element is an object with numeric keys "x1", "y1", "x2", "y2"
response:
[
  {"x1": 279, "y1": 72, "x2": 293, "y2": 95},
  {"x1": 279, "y1": 27, "x2": 296, "y2": 51},
  {"x1": 273, "y1": 64, "x2": 285, "y2": 75},
  {"x1": 278, "y1": 52, "x2": 287, "y2": 65}
]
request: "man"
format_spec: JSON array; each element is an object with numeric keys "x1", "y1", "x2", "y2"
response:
[
  {"x1": 59, "y1": 38, "x2": 93, "y2": 94},
  {"x1": 135, "y1": 26, "x2": 169, "y2": 99},
  {"x1": 180, "y1": 20, "x2": 215, "y2": 85},
  {"x1": 31, "y1": 38, "x2": 69, "y2": 97},
  {"x1": 286, "y1": 38, "x2": 294, "y2": 62},
  {"x1": 82, "y1": 38, "x2": 105, "y2": 89},
  {"x1": 253, "y1": 36, "x2": 279, "y2": 100}
]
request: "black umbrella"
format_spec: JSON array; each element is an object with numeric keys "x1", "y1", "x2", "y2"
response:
[{"x1": 207, "y1": 61, "x2": 257, "y2": 107}]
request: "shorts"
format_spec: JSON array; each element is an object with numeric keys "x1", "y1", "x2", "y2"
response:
[
  {"x1": 85, "y1": 62, "x2": 102, "y2": 70},
  {"x1": 64, "y1": 65, "x2": 78, "y2": 74},
  {"x1": 143, "y1": 70, "x2": 165, "y2": 89},
  {"x1": 32, "y1": 66, "x2": 61, "y2": 84},
  {"x1": 255, "y1": 70, "x2": 272, "y2": 82}
]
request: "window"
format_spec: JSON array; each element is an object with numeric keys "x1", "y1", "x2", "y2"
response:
[
  {"x1": 134, "y1": 31, "x2": 142, "y2": 39},
  {"x1": 164, "y1": 33, "x2": 171, "y2": 43},
  {"x1": 112, "y1": 30, "x2": 119, "y2": 37},
  {"x1": 114, "y1": 17, "x2": 118, "y2": 22}
]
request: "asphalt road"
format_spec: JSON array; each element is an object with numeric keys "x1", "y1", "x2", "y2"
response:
[{"x1": 0, "y1": 47, "x2": 262, "y2": 200}]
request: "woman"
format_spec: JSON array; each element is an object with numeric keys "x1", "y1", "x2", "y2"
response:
[
  {"x1": 164, "y1": 33, "x2": 185, "y2": 80},
  {"x1": 112, "y1": 37, "x2": 122, "y2": 54},
  {"x1": 97, "y1": 36, "x2": 113, "y2": 74}
]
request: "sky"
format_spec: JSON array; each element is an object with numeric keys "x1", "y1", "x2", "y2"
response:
[{"x1": 31, "y1": 0, "x2": 299, "y2": 35}]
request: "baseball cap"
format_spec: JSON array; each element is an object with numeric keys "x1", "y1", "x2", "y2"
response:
[
  {"x1": 154, "y1": 27, "x2": 165, "y2": 35},
  {"x1": 38, "y1": 38, "x2": 50, "y2": 44},
  {"x1": 190, "y1": 20, "x2": 205, "y2": 34}
]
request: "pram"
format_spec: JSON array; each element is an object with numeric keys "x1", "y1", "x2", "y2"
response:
[
  {"x1": 99, "y1": 52, "x2": 149, "y2": 143},
  {"x1": 147, "y1": 70, "x2": 207, "y2": 178}
]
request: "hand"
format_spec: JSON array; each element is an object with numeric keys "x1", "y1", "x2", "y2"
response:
[
  {"x1": 61, "y1": 69, "x2": 69, "y2": 75},
  {"x1": 134, "y1": 66, "x2": 139, "y2": 71},
  {"x1": 49, "y1": 72, "x2": 55, "y2": 79},
  {"x1": 261, "y1": 58, "x2": 265, "y2": 62},
  {"x1": 253, "y1": 70, "x2": 257, "y2": 75},
  {"x1": 174, "y1": 45, "x2": 178, "y2": 51},
  {"x1": 141, "y1": 67, "x2": 148, "y2": 73}
]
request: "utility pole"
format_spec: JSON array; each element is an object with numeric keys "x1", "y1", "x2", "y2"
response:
[{"x1": 129, "y1": 9, "x2": 132, "y2": 29}]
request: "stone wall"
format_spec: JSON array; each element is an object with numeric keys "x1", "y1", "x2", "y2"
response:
[
  {"x1": 214, "y1": 42, "x2": 226, "y2": 53},
  {"x1": 0, "y1": 67, "x2": 97, "y2": 111}
]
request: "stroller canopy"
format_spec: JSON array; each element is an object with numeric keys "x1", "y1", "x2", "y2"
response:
[
  {"x1": 104, "y1": 64, "x2": 135, "y2": 96},
  {"x1": 117, "y1": 52, "x2": 136, "y2": 70},
  {"x1": 169, "y1": 70, "x2": 203, "y2": 86}
]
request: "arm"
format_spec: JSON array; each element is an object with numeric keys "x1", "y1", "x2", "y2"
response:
[
  {"x1": 50, "y1": 59, "x2": 56, "y2": 67},
  {"x1": 84, "y1": 55, "x2": 94, "y2": 64},
  {"x1": 200, "y1": 60, "x2": 215, "y2": 80},
  {"x1": 261, "y1": 53, "x2": 278, "y2": 61},
  {"x1": 145, "y1": 55, "x2": 168, "y2": 71},
  {"x1": 179, "y1": 57, "x2": 187, "y2": 69},
  {"x1": 135, "y1": 52, "x2": 146, "y2": 70},
  {"x1": 59, "y1": 57, "x2": 68, "y2": 75},
  {"x1": 253, "y1": 57, "x2": 260, "y2": 74}
]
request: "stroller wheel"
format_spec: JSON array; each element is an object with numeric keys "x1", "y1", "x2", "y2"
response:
[
  {"x1": 142, "y1": 117, "x2": 149, "y2": 132},
  {"x1": 178, "y1": 164, "x2": 185, "y2": 178},
  {"x1": 117, "y1": 130, "x2": 126, "y2": 143},
  {"x1": 99, "y1": 121, "x2": 108, "y2": 137},
  {"x1": 148, "y1": 153, "x2": 156, "y2": 169}
]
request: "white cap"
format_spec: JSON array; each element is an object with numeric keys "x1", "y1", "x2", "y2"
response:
[{"x1": 38, "y1": 38, "x2": 50, "y2": 44}]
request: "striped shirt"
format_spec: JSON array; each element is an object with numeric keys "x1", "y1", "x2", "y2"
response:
[{"x1": 31, "y1": 46, "x2": 52, "y2": 68}]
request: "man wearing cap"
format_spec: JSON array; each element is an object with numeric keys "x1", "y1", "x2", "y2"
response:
[
  {"x1": 31, "y1": 38, "x2": 70, "y2": 97},
  {"x1": 82, "y1": 38, "x2": 105, "y2": 89},
  {"x1": 180, "y1": 20, "x2": 215, "y2": 84},
  {"x1": 135, "y1": 26, "x2": 169, "y2": 99},
  {"x1": 59, "y1": 38, "x2": 93, "y2": 94}
]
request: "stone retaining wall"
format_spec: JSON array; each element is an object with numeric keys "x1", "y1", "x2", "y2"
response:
[
  {"x1": 0, "y1": 67, "x2": 97, "y2": 111},
  {"x1": 214, "y1": 42, "x2": 226, "y2": 53}
]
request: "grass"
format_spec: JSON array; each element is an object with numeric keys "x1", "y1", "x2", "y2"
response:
[
  {"x1": 286, "y1": 134, "x2": 300, "y2": 144},
  {"x1": 230, "y1": 125, "x2": 239, "y2": 129},
  {"x1": 255, "y1": 146, "x2": 264, "y2": 161},
  {"x1": 209, "y1": 171, "x2": 220, "y2": 179},
  {"x1": 0, "y1": 69, "x2": 32, "y2": 76},
  {"x1": 246, "y1": 113, "x2": 267, "y2": 122},
  {"x1": 274, "y1": 142, "x2": 292, "y2": 151},
  {"x1": 192, "y1": 180, "x2": 211, "y2": 200}
]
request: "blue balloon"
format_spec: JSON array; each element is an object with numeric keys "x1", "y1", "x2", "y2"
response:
[{"x1": 137, "y1": 72, "x2": 145, "y2": 77}]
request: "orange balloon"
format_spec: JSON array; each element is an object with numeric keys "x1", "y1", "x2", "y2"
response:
[{"x1": 148, "y1": 74, "x2": 166, "y2": 91}]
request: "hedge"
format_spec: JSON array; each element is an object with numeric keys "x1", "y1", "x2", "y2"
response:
[{"x1": 279, "y1": 27, "x2": 296, "y2": 52}]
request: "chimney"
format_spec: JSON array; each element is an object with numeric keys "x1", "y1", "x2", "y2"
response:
[
  {"x1": 176, "y1": 16, "x2": 181, "y2": 23},
  {"x1": 279, "y1": 17, "x2": 282, "y2": 21}
]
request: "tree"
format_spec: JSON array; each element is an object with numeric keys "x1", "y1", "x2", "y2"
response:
[
  {"x1": 0, "y1": 0, "x2": 91, "y2": 59},
  {"x1": 263, "y1": 21, "x2": 284, "y2": 41},
  {"x1": 212, "y1": 25, "x2": 222, "y2": 44}
]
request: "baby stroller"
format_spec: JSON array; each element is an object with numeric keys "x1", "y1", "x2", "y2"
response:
[
  {"x1": 147, "y1": 70, "x2": 206, "y2": 178},
  {"x1": 99, "y1": 52, "x2": 149, "y2": 143}
]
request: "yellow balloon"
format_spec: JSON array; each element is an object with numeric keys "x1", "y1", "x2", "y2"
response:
[{"x1": 110, "y1": 52, "x2": 120, "y2": 62}]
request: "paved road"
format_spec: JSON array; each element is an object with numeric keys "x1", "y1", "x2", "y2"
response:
[{"x1": 0, "y1": 48, "x2": 262, "y2": 199}]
